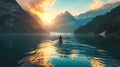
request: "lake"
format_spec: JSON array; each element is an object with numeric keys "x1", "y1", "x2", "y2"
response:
[{"x1": 0, "y1": 33, "x2": 120, "y2": 67}]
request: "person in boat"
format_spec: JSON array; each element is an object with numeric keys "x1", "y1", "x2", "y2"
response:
[{"x1": 58, "y1": 35, "x2": 63, "y2": 44}]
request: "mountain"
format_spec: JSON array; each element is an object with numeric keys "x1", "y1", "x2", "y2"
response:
[
  {"x1": 50, "y1": 2, "x2": 120, "y2": 33},
  {"x1": 53, "y1": 11, "x2": 75, "y2": 24},
  {"x1": 0, "y1": 0, "x2": 45, "y2": 33},
  {"x1": 50, "y1": 11, "x2": 77, "y2": 33},
  {"x1": 75, "y1": 5, "x2": 120, "y2": 37},
  {"x1": 75, "y1": 2, "x2": 120, "y2": 32},
  {"x1": 78, "y1": 2, "x2": 120, "y2": 19},
  {"x1": 50, "y1": 11, "x2": 93, "y2": 33}
]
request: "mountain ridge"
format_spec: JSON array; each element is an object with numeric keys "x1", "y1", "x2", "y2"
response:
[
  {"x1": 75, "y1": 5, "x2": 120, "y2": 37},
  {"x1": 78, "y1": 2, "x2": 120, "y2": 18},
  {"x1": 0, "y1": 0, "x2": 46, "y2": 33},
  {"x1": 49, "y1": 11, "x2": 77, "y2": 32}
]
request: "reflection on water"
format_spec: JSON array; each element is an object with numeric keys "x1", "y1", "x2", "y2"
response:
[
  {"x1": 70, "y1": 50, "x2": 78, "y2": 59},
  {"x1": 0, "y1": 34, "x2": 49, "y2": 67},
  {"x1": 28, "y1": 40, "x2": 58, "y2": 67},
  {"x1": 1, "y1": 34, "x2": 120, "y2": 67},
  {"x1": 18, "y1": 34, "x2": 120, "y2": 67},
  {"x1": 91, "y1": 57, "x2": 105, "y2": 67}
]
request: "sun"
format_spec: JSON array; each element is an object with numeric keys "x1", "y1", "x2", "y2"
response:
[
  {"x1": 29, "y1": 8, "x2": 55, "y2": 25},
  {"x1": 38, "y1": 12, "x2": 55, "y2": 25}
]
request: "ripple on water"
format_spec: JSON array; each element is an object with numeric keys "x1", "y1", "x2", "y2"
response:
[{"x1": 18, "y1": 39, "x2": 120, "y2": 67}]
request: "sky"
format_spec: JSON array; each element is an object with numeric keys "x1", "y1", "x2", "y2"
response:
[
  {"x1": 52, "y1": 0, "x2": 93, "y2": 15},
  {"x1": 52, "y1": 0, "x2": 120, "y2": 15},
  {"x1": 17, "y1": 0, "x2": 120, "y2": 23}
]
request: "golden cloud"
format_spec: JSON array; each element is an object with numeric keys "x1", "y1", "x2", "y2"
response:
[
  {"x1": 90, "y1": 0, "x2": 104, "y2": 11},
  {"x1": 17, "y1": 0, "x2": 57, "y2": 24},
  {"x1": 109, "y1": 0, "x2": 117, "y2": 3},
  {"x1": 17, "y1": 0, "x2": 56, "y2": 13},
  {"x1": 29, "y1": 0, "x2": 56, "y2": 13}
]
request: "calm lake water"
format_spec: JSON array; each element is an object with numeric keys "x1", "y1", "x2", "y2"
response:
[{"x1": 0, "y1": 33, "x2": 120, "y2": 67}]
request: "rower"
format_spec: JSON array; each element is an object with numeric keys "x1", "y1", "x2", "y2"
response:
[{"x1": 58, "y1": 35, "x2": 63, "y2": 44}]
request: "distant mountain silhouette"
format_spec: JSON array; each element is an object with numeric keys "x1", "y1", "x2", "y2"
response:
[
  {"x1": 75, "y1": 5, "x2": 120, "y2": 37},
  {"x1": 49, "y1": 2, "x2": 120, "y2": 33},
  {"x1": 0, "y1": 0, "x2": 45, "y2": 33},
  {"x1": 78, "y1": 2, "x2": 120, "y2": 18},
  {"x1": 49, "y1": 11, "x2": 94, "y2": 33},
  {"x1": 50, "y1": 11, "x2": 77, "y2": 32},
  {"x1": 52, "y1": 11, "x2": 75, "y2": 24}
]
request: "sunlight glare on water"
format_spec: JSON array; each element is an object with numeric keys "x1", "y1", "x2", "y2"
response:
[
  {"x1": 18, "y1": 35, "x2": 120, "y2": 67},
  {"x1": 91, "y1": 57, "x2": 105, "y2": 67},
  {"x1": 70, "y1": 50, "x2": 78, "y2": 59},
  {"x1": 28, "y1": 40, "x2": 58, "y2": 67}
]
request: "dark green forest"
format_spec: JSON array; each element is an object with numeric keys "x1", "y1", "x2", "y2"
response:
[{"x1": 75, "y1": 6, "x2": 120, "y2": 37}]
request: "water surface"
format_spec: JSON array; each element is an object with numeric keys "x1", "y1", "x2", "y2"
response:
[{"x1": 18, "y1": 34, "x2": 120, "y2": 67}]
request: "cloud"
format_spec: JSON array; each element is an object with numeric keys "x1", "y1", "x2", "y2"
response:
[
  {"x1": 17, "y1": 0, "x2": 56, "y2": 13},
  {"x1": 17, "y1": 0, "x2": 57, "y2": 23},
  {"x1": 90, "y1": 0, "x2": 104, "y2": 11},
  {"x1": 89, "y1": 0, "x2": 120, "y2": 11},
  {"x1": 109, "y1": 0, "x2": 117, "y2": 3},
  {"x1": 29, "y1": 0, "x2": 56, "y2": 13}
]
